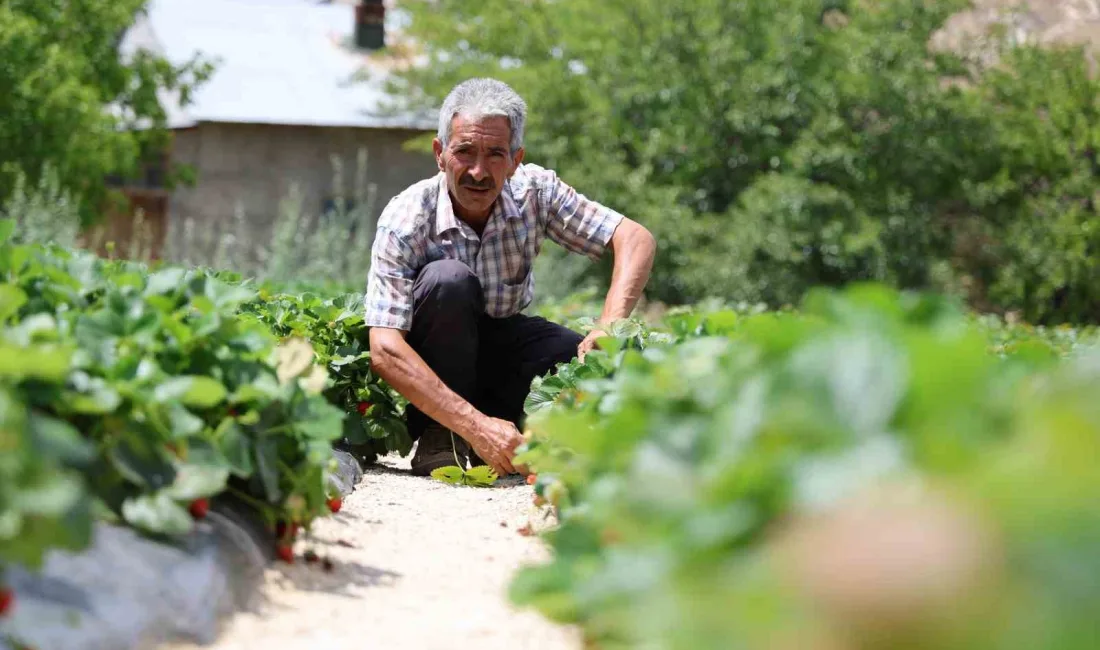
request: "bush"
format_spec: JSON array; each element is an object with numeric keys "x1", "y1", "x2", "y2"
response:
[{"x1": 512, "y1": 284, "x2": 1100, "y2": 649}]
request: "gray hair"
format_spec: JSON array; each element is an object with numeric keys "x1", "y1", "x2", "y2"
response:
[{"x1": 437, "y1": 78, "x2": 527, "y2": 153}]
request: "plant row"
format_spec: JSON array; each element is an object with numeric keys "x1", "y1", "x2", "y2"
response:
[
  {"x1": 0, "y1": 220, "x2": 408, "y2": 615},
  {"x1": 513, "y1": 284, "x2": 1100, "y2": 650}
]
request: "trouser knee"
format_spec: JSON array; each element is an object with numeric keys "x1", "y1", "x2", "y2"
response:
[{"x1": 412, "y1": 259, "x2": 483, "y2": 319}]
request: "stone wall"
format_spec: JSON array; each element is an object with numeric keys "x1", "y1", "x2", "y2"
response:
[{"x1": 164, "y1": 122, "x2": 437, "y2": 265}]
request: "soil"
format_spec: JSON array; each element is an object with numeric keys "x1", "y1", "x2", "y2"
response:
[{"x1": 162, "y1": 455, "x2": 578, "y2": 650}]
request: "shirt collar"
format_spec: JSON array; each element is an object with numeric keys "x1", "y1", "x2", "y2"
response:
[{"x1": 435, "y1": 171, "x2": 523, "y2": 235}]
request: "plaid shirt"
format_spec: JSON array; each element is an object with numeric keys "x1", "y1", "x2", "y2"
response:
[{"x1": 364, "y1": 163, "x2": 624, "y2": 331}]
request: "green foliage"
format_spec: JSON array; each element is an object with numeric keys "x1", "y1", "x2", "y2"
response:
[
  {"x1": 390, "y1": 0, "x2": 1100, "y2": 323},
  {"x1": 512, "y1": 284, "x2": 1100, "y2": 649},
  {"x1": 431, "y1": 465, "x2": 499, "y2": 488},
  {"x1": 241, "y1": 290, "x2": 411, "y2": 464},
  {"x1": 0, "y1": 220, "x2": 355, "y2": 571},
  {"x1": 0, "y1": 0, "x2": 212, "y2": 225}
]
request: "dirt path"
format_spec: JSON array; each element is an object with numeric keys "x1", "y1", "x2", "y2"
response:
[{"x1": 164, "y1": 456, "x2": 579, "y2": 650}]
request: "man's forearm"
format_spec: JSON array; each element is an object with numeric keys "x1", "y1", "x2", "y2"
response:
[
  {"x1": 368, "y1": 330, "x2": 483, "y2": 440},
  {"x1": 599, "y1": 219, "x2": 657, "y2": 323}
]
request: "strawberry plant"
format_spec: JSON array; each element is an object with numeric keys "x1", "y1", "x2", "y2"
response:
[
  {"x1": 240, "y1": 291, "x2": 411, "y2": 465},
  {"x1": 0, "y1": 219, "x2": 347, "y2": 577},
  {"x1": 0, "y1": 326, "x2": 95, "y2": 571},
  {"x1": 512, "y1": 284, "x2": 1100, "y2": 650}
]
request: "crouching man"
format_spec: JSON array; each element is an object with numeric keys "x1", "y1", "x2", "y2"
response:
[{"x1": 365, "y1": 78, "x2": 656, "y2": 477}]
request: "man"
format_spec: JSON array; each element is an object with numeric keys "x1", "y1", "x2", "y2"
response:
[{"x1": 365, "y1": 78, "x2": 656, "y2": 477}]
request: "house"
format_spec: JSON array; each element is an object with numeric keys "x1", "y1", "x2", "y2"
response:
[{"x1": 108, "y1": 0, "x2": 437, "y2": 265}]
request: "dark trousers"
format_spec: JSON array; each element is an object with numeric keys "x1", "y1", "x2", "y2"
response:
[{"x1": 404, "y1": 259, "x2": 583, "y2": 441}]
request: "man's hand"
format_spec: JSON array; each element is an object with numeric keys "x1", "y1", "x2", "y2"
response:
[
  {"x1": 578, "y1": 328, "x2": 608, "y2": 362},
  {"x1": 465, "y1": 416, "x2": 528, "y2": 476}
]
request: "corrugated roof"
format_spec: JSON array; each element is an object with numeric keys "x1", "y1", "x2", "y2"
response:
[{"x1": 120, "y1": 0, "x2": 435, "y2": 130}]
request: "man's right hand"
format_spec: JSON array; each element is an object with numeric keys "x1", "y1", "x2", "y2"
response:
[{"x1": 465, "y1": 416, "x2": 528, "y2": 477}]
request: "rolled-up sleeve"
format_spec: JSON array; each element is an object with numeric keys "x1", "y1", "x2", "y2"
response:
[
  {"x1": 540, "y1": 169, "x2": 625, "y2": 261},
  {"x1": 365, "y1": 226, "x2": 421, "y2": 331}
]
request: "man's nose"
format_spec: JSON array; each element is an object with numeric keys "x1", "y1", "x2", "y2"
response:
[{"x1": 469, "y1": 154, "x2": 490, "y2": 180}]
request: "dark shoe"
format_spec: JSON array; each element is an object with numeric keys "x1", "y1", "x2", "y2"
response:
[{"x1": 410, "y1": 423, "x2": 467, "y2": 476}]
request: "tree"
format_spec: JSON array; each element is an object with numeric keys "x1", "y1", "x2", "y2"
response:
[
  {"x1": 387, "y1": 0, "x2": 1100, "y2": 323},
  {"x1": 0, "y1": 0, "x2": 212, "y2": 226}
]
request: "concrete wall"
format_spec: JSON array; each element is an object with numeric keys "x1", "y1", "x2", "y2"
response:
[{"x1": 165, "y1": 122, "x2": 436, "y2": 263}]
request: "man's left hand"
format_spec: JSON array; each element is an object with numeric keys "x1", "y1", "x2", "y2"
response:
[{"x1": 577, "y1": 328, "x2": 608, "y2": 362}]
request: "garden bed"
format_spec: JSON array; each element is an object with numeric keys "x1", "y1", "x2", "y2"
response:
[
  {"x1": 0, "y1": 221, "x2": 400, "y2": 649},
  {"x1": 0, "y1": 451, "x2": 362, "y2": 650}
]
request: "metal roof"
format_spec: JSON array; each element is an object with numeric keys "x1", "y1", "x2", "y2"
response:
[{"x1": 119, "y1": 0, "x2": 435, "y2": 130}]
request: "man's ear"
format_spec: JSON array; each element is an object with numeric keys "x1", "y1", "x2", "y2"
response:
[
  {"x1": 432, "y1": 138, "x2": 445, "y2": 172},
  {"x1": 509, "y1": 147, "x2": 526, "y2": 178}
]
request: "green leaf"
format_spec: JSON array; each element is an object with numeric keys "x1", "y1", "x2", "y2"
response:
[
  {"x1": 121, "y1": 492, "x2": 193, "y2": 536},
  {"x1": 430, "y1": 466, "x2": 466, "y2": 485},
  {"x1": 464, "y1": 465, "x2": 499, "y2": 487},
  {"x1": 109, "y1": 435, "x2": 177, "y2": 490},
  {"x1": 343, "y1": 413, "x2": 370, "y2": 444},
  {"x1": 29, "y1": 413, "x2": 95, "y2": 465},
  {"x1": 232, "y1": 374, "x2": 282, "y2": 402},
  {"x1": 218, "y1": 422, "x2": 254, "y2": 477},
  {"x1": 66, "y1": 378, "x2": 122, "y2": 414},
  {"x1": 12, "y1": 472, "x2": 84, "y2": 517},
  {"x1": 165, "y1": 463, "x2": 230, "y2": 500},
  {"x1": 0, "y1": 218, "x2": 14, "y2": 244},
  {"x1": 167, "y1": 404, "x2": 205, "y2": 438},
  {"x1": 154, "y1": 376, "x2": 228, "y2": 408},
  {"x1": 144, "y1": 268, "x2": 187, "y2": 296},
  {"x1": 0, "y1": 284, "x2": 28, "y2": 322},
  {"x1": 0, "y1": 343, "x2": 71, "y2": 381},
  {"x1": 254, "y1": 437, "x2": 281, "y2": 501},
  {"x1": 204, "y1": 277, "x2": 256, "y2": 307}
]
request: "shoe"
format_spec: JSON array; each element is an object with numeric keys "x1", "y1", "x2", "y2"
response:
[{"x1": 410, "y1": 423, "x2": 467, "y2": 476}]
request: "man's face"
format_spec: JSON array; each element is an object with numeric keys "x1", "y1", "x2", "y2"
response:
[{"x1": 433, "y1": 114, "x2": 525, "y2": 221}]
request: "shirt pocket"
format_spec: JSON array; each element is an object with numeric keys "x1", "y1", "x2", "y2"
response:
[
  {"x1": 497, "y1": 221, "x2": 533, "y2": 285},
  {"x1": 485, "y1": 270, "x2": 532, "y2": 317}
]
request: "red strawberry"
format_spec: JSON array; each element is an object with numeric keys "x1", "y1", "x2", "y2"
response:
[
  {"x1": 189, "y1": 498, "x2": 209, "y2": 519},
  {"x1": 228, "y1": 407, "x2": 238, "y2": 417},
  {"x1": 356, "y1": 401, "x2": 372, "y2": 416},
  {"x1": 275, "y1": 544, "x2": 295, "y2": 564},
  {"x1": 526, "y1": 473, "x2": 538, "y2": 486},
  {"x1": 327, "y1": 497, "x2": 343, "y2": 513},
  {"x1": 275, "y1": 521, "x2": 299, "y2": 540},
  {"x1": 0, "y1": 587, "x2": 13, "y2": 617}
]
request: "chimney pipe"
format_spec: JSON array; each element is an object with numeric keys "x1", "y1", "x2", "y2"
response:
[{"x1": 355, "y1": 0, "x2": 386, "y2": 51}]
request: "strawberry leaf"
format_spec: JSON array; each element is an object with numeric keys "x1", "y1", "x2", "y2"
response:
[
  {"x1": 430, "y1": 466, "x2": 466, "y2": 485},
  {"x1": 464, "y1": 465, "x2": 499, "y2": 487},
  {"x1": 121, "y1": 492, "x2": 193, "y2": 536}
]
